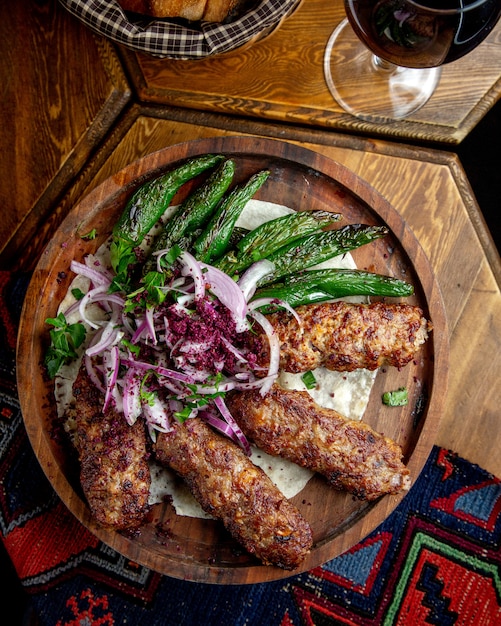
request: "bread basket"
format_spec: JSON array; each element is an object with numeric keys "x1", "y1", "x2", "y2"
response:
[{"x1": 58, "y1": 0, "x2": 303, "y2": 59}]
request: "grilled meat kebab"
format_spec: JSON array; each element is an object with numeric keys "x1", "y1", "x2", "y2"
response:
[
  {"x1": 226, "y1": 385, "x2": 411, "y2": 500},
  {"x1": 249, "y1": 301, "x2": 431, "y2": 373},
  {"x1": 67, "y1": 366, "x2": 151, "y2": 529},
  {"x1": 62, "y1": 299, "x2": 425, "y2": 550},
  {"x1": 154, "y1": 417, "x2": 313, "y2": 569}
]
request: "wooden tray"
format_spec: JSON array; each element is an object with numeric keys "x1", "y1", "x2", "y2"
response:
[{"x1": 17, "y1": 136, "x2": 449, "y2": 584}]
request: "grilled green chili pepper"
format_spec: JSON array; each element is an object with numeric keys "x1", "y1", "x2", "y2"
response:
[
  {"x1": 215, "y1": 210, "x2": 341, "y2": 275},
  {"x1": 110, "y1": 154, "x2": 225, "y2": 283},
  {"x1": 252, "y1": 268, "x2": 414, "y2": 310},
  {"x1": 113, "y1": 154, "x2": 225, "y2": 248},
  {"x1": 193, "y1": 169, "x2": 270, "y2": 264},
  {"x1": 258, "y1": 224, "x2": 389, "y2": 286},
  {"x1": 382, "y1": 387, "x2": 409, "y2": 407},
  {"x1": 142, "y1": 158, "x2": 236, "y2": 274}
]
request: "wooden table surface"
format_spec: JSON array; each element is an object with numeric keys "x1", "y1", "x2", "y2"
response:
[
  {"x1": 2, "y1": 0, "x2": 501, "y2": 517},
  {"x1": 119, "y1": 0, "x2": 501, "y2": 144}
]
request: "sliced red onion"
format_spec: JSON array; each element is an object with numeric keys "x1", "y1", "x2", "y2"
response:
[
  {"x1": 237, "y1": 259, "x2": 275, "y2": 302},
  {"x1": 70, "y1": 260, "x2": 111, "y2": 287},
  {"x1": 213, "y1": 395, "x2": 251, "y2": 456},
  {"x1": 177, "y1": 338, "x2": 207, "y2": 354},
  {"x1": 234, "y1": 372, "x2": 250, "y2": 381},
  {"x1": 120, "y1": 359, "x2": 195, "y2": 385},
  {"x1": 176, "y1": 293, "x2": 196, "y2": 308},
  {"x1": 142, "y1": 395, "x2": 173, "y2": 440},
  {"x1": 63, "y1": 299, "x2": 82, "y2": 318},
  {"x1": 110, "y1": 381, "x2": 124, "y2": 415},
  {"x1": 179, "y1": 250, "x2": 206, "y2": 300},
  {"x1": 168, "y1": 302, "x2": 192, "y2": 318},
  {"x1": 155, "y1": 365, "x2": 196, "y2": 384},
  {"x1": 172, "y1": 360, "x2": 212, "y2": 383},
  {"x1": 121, "y1": 313, "x2": 136, "y2": 336},
  {"x1": 247, "y1": 309, "x2": 279, "y2": 396},
  {"x1": 193, "y1": 379, "x2": 236, "y2": 395},
  {"x1": 122, "y1": 369, "x2": 142, "y2": 425},
  {"x1": 202, "y1": 264, "x2": 249, "y2": 333},
  {"x1": 152, "y1": 249, "x2": 171, "y2": 273},
  {"x1": 131, "y1": 314, "x2": 157, "y2": 344},
  {"x1": 84, "y1": 353, "x2": 106, "y2": 394},
  {"x1": 121, "y1": 358, "x2": 155, "y2": 371},
  {"x1": 78, "y1": 285, "x2": 110, "y2": 329},
  {"x1": 145, "y1": 307, "x2": 157, "y2": 344},
  {"x1": 168, "y1": 398, "x2": 184, "y2": 415},
  {"x1": 220, "y1": 337, "x2": 249, "y2": 364},
  {"x1": 248, "y1": 297, "x2": 302, "y2": 326},
  {"x1": 102, "y1": 345, "x2": 120, "y2": 413},
  {"x1": 201, "y1": 412, "x2": 244, "y2": 447},
  {"x1": 233, "y1": 375, "x2": 275, "y2": 391},
  {"x1": 85, "y1": 322, "x2": 122, "y2": 357},
  {"x1": 170, "y1": 276, "x2": 189, "y2": 290},
  {"x1": 89, "y1": 292, "x2": 125, "y2": 308},
  {"x1": 162, "y1": 316, "x2": 173, "y2": 349}
]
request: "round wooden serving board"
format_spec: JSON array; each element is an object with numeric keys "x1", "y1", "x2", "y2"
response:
[{"x1": 17, "y1": 136, "x2": 449, "y2": 584}]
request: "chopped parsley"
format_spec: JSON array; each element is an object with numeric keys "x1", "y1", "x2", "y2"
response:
[
  {"x1": 382, "y1": 387, "x2": 408, "y2": 407},
  {"x1": 44, "y1": 313, "x2": 86, "y2": 379},
  {"x1": 71, "y1": 287, "x2": 86, "y2": 301},
  {"x1": 80, "y1": 228, "x2": 97, "y2": 240},
  {"x1": 301, "y1": 370, "x2": 317, "y2": 390}
]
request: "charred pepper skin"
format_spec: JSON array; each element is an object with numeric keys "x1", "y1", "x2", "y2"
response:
[
  {"x1": 193, "y1": 169, "x2": 270, "y2": 264},
  {"x1": 143, "y1": 158, "x2": 236, "y2": 273},
  {"x1": 260, "y1": 223, "x2": 389, "y2": 285},
  {"x1": 215, "y1": 210, "x2": 341, "y2": 276},
  {"x1": 112, "y1": 153, "x2": 225, "y2": 248},
  {"x1": 253, "y1": 267, "x2": 414, "y2": 310},
  {"x1": 110, "y1": 154, "x2": 226, "y2": 282}
]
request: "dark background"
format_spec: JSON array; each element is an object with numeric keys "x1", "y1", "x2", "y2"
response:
[{"x1": 457, "y1": 98, "x2": 501, "y2": 252}]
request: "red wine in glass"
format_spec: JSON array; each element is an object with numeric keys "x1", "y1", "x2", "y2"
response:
[
  {"x1": 346, "y1": 0, "x2": 501, "y2": 68},
  {"x1": 324, "y1": 0, "x2": 501, "y2": 120}
]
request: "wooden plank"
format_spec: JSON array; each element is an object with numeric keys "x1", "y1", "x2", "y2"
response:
[
  {"x1": 117, "y1": 0, "x2": 501, "y2": 144},
  {"x1": 0, "y1": 0, "x2": 131, "y2": 266}
]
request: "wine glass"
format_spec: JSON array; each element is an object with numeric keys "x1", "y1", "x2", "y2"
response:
[{"x1": 324, "y1": 0, "x2": 501, "y2": 121}]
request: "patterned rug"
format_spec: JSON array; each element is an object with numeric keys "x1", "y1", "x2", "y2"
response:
[{"x1": 1, "y1": 271, "x2": 500, "y2": 626}]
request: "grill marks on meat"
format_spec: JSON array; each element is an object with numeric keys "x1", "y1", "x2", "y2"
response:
[
  {"x1": 153, "y1": 417, "x2": 313, "y2": 570},
  {"x1": 226, "y1": 385, "x2": 411, "y2": 501},
  {"x1": 67, "y1": 367, "x2": 151, "y2": 529},
  {"x1": 250, "y1": 302, "x2": 431, "y2": 373}
]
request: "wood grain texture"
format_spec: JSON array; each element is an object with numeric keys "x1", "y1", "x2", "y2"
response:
[
  {"x1": 0, "y1": 0, "x2": 131, "y2": 267},
  {"x1": 17, "y1": 136, "x2": 447, "y2": 583},
  {"x1": 117, "y1": 0, "x2": 501, "y2": 143}
]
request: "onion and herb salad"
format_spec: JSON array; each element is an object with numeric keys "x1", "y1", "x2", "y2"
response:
[{"x1": 46, "y1": 155, "x2": 415, "y2": 512}]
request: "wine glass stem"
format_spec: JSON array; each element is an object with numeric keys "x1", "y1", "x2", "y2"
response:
[{"x1": 372, "y1": 56, "x2": 394, "y2": 72}]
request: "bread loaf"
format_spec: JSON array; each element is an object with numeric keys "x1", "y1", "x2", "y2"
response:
[{"x1": 117, "y1": 0, "x2": 238, "y2": 22}]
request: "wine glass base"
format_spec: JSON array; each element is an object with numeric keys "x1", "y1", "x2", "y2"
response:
[{"x1": 324, "y1": 19, "x2": 442, "y2": 123}]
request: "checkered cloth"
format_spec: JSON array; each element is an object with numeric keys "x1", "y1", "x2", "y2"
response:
[{"x1": 58, "y1": 0, "x2": 299, "y2": 58}]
